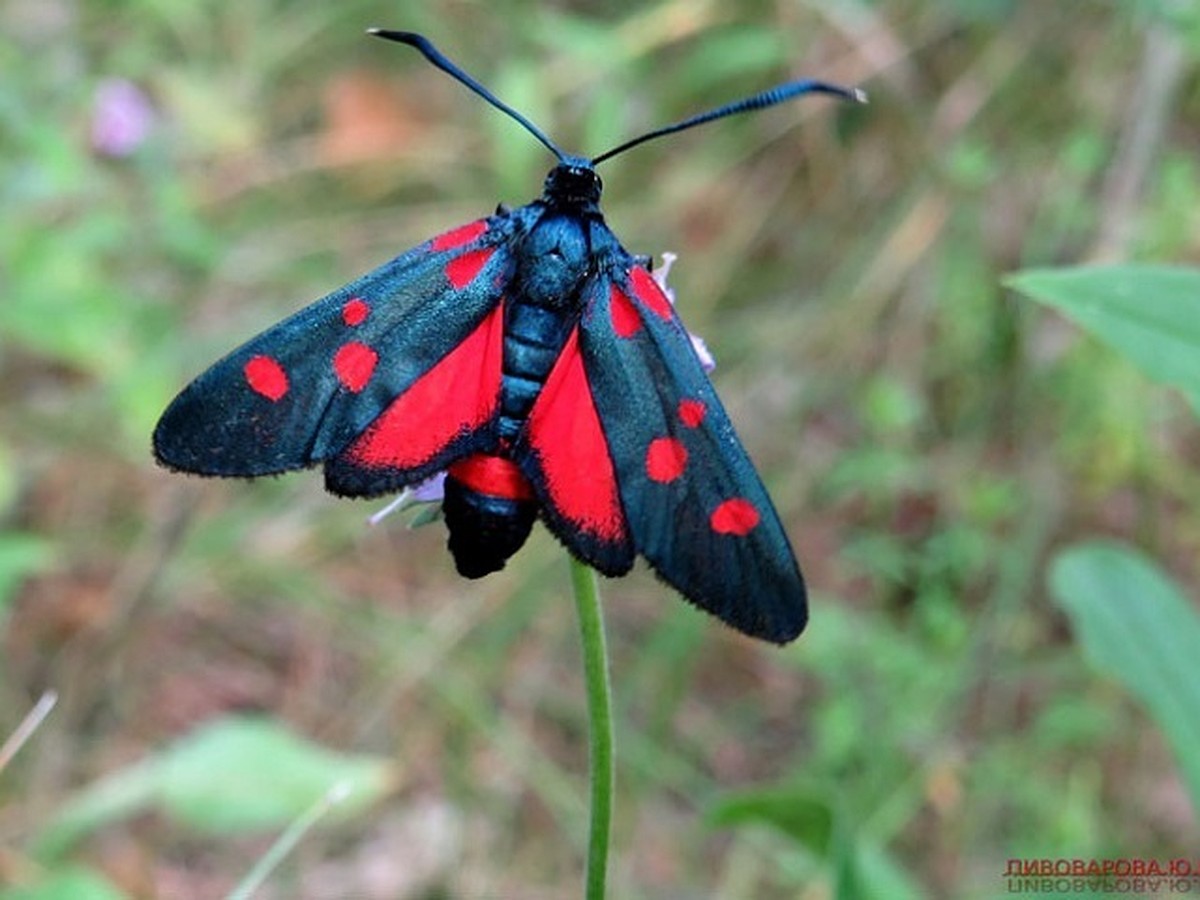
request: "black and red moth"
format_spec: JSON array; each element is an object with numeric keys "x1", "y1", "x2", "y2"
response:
[{"x1": 154, "y1": 31, "x2": 865, "y2": 644}]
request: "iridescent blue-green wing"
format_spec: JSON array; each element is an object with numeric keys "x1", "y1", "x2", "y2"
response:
[
  {"x1": 573, "y1": 258, "x2": 807, "y2": 643},
  {"x1": 154, "y1": 213, "x2": 526, "y2": 497}
]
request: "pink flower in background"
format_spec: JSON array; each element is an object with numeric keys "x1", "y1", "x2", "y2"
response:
[{"x1": 91, "y1": 78, "x2": 155, "y2": 157}]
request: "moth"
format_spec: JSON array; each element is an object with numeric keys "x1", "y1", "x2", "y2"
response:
[{"x1": 154, "y1": 30, "x2": 865, "y2": 643}]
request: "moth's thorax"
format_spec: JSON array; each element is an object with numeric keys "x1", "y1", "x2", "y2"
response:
[
  {"x1": 542, "y1": 160, "x2": 602, "y2": 209},
  {"x1": 514, "y1": 211, "x2": 592, "y2": 308}
]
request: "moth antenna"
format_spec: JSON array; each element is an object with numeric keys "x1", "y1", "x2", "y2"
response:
[
  {"x1": 369, "y1": 29, "x2": 568, "y2": 163},
  {"x1": 591, "y1": 79, "x2": 867, "y2": 165}
]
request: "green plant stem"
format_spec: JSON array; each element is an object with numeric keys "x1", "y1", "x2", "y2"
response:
[{"x1": 570, "y1": 556, "x2": 614, "y2": 900}]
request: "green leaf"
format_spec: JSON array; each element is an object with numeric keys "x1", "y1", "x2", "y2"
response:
[
  {"x1": 158, "y1": 716, "x2": 393, "y2": 832},
  {"x1": 1050, "y1": 541, "x2": 1200, "y2": 811},
  {"x1": 707, "y1": 783, "x2": 835, "y2": 853},
  {"x1": 31, "y1": 758, "x2": 159, "y2": 861},
  {"x1": 707, "y1": 785, "x2": 923, "y2": 899},
  {"x1": 833, "y1": 837, "x2": 924, "y2": 900},
  {"x1": 1007, "y1": 265, "x2": 1200, "y2": 414},
  {"x1": 35, "y1": 715, "x2": 395, "y2": 859},
  {"x1": 0, "y1": 866, "x2": 128, "y2": 900}
]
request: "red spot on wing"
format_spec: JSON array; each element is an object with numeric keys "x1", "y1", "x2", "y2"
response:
[
  {"x1": 244, "y1": 355, "x2": 288, "y2": 401},
  {"x1": 527, "y1": 330, "x2": 627, "y2": 543},
  {"x1": 431, "y1": 219, "x2": 488, "y2": 251},
  {"x1": 446, "y1": 247, "x2": 495, "y2": 290},
  {"x1": 677, "y1": 399, "x2": 707, "y2": 428},
  {"x1": 449, "y1": 454, "x2": 534, "y2": 501},
  {"x1": 645, "y1": 437, "x2": 688, "y2": 483},
  {"x1": 343, "y1": 306, "x2": 504, "y2": 469},
  {"x1": 630, "y1": 266, "x2": 674, "y2": 320},
  {"x1": 710, "y1": 498, "x2": 760, "y2": 536},
  {"x1": 333, "y1": 342, "x2": 378, "y2": 393},
  {"x1": 342, "y1": 298, "x2": 369, "y2": 326},
  {"x1": 609, "y1": 284, "x2": 641, "y2": 338}
]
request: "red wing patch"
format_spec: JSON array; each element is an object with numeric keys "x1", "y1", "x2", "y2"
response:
[
  {"x1": 446, "y1": 247, "x2": 495, "y2": 289},
  {"x1": 244, "y1": 355, "x2": 289, "y2": 401},
  {"x1": 609, "y1": 284, "x2": 641, "y2": 338},
  {"x1": 431, "y1": 219, "x2": 488, "y2": 251},
  {"x1": 629, "y1": 266, "x2": 674, "y2": 320},
  {"x1": 341, "y1": 305, "x2": 504, "y2": 470},
  {"x1": 449, "y1": 454, "x2": 535, "y2": 501},
  {"x1": 526, "y1": 329, "x2": 628, "y2": 543},
  {"x1": 645, "y1": 436, "x2": 688, "y2": 483},
  {"x1": 341, "y1": 297, "x2": 369, "y2": 326},
  {"x1": 710, "y1": 498, "x2": 760, "y2": 536},
  {"x1": 677, "y1": 398, "x2": 706, "y2": 428},
  {"x1": 333, "y1": 342, "x2": 378, "y2": 393}
]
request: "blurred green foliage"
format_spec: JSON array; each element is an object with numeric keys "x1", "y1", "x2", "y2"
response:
[
  {"x1": 1010, "y1": 265, "x2": 1200, "y2": 412},
  {"x1": 32, "y1": 716, "x2": 395, "y2": 861},
  {"x1": 1, "y1": 0, "x2": 1198, "y2": 897},
  {"x1": 1050, "y1": 542, "x2": 1200, "y2": 813}
]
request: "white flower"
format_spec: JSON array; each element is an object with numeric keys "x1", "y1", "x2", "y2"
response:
[{"x1": 652, "y1": 252, "x2": 715, "y2": 372}]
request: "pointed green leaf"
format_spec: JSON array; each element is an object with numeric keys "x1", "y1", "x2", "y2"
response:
[
  {"x1": 35, "y1": 715, "x2": 395, "y2": 859},
  {"x1": 157, "y1": 715, "x2": 394, "y2": 833},
  {"x1": 707, "y1": 783, "x2": 834, "y2": 853},
  {"x1": 1007, "y1": 265, "x2": 1200, "y2": 413},
  {"x1": 32, "y1": 759, "x2": 162, "y2": 860},
  {"x1": 1050, "y1": 541, "x2": 1200, "y2": 810},
  {"x1": 708, "y1": 783, "x2": 922, "y2": 899}
]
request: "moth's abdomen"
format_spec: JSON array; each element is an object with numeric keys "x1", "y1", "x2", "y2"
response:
[
  {"x1": 444, "y1": 455, "x2": 537, "y2": 577},
  {"x1": 499, "y1": 302, "x2": 574, "y2": 440}
]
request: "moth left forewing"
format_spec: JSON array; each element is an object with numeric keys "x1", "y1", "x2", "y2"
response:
[{"x1": 154, "y1": 210, "x2": 525, "y2": 483}]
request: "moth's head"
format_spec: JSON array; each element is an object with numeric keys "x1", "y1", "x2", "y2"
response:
[{"x1": 543, "y1": 159, "x2": 602, "y2": 207}]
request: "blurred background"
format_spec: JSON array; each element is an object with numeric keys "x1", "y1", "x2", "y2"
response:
[{"x1": 2, "y1": 1, "x2": 1198, "y2": 897}]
